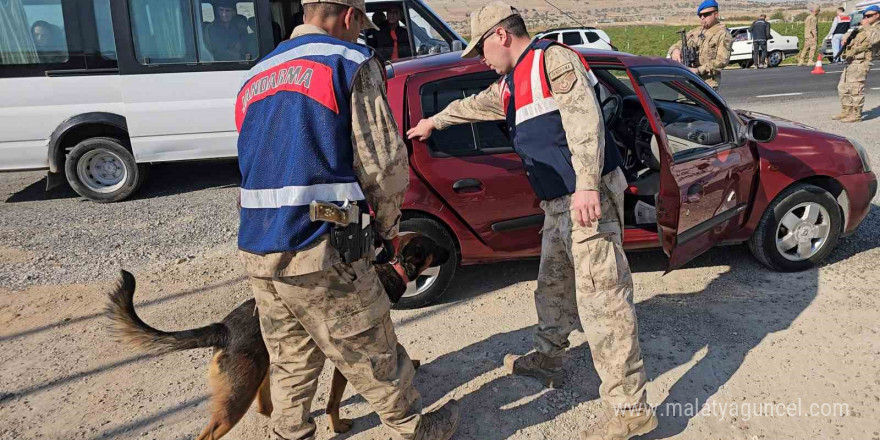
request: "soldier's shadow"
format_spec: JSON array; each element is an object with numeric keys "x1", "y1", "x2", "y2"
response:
[{"x1": 860, "y1": 105, "x2": 880, "y2": 121}]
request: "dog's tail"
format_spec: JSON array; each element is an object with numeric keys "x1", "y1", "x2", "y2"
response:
[{"x1": 105, "y1": 270, "x2": 228, "y2": 354}]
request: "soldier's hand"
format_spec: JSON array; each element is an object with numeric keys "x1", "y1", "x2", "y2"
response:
[
  {"x1": 671, "y1": 49, "x2": 682, "y2": 62},
  {"x1": 407, "y1": 118, "x2": 436, "y2": 141},
  {"x1": 572, "y1": 190, "x2": 601, "y2": 228}
]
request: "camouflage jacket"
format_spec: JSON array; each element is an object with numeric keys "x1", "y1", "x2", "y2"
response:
[
  {"x1": 804, "y1": 14, "x2": 818, "y2": 40},
  {"x1": 843, "y1": 21, "x2": 880, "y2": 63},
  {"x1": 668, "y1": 22, "x2": 734, "y2": 88},
  {"x1": 240, "y1": 25, "x2": 409, "y2": 277},
  {"x1": 431, "y1": 45, "x2": 605, "y2": 195}
]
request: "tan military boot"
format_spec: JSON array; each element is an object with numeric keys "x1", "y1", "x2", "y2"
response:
[
  {"x1": 832, "y1": 106, "x2": 849, "y2": 120},
  {"x1": 413, "y1": 399, "x2": 460, "y2": 440},
  {"x1": 840, "y1": 110, "x2": 862, "y2": 123},
  {"x1": 503, "y1": 351, "x2": 564, "y2": 388},
  {"x1": 580, "y1": 405, "x2": 659, "y2": 440}
]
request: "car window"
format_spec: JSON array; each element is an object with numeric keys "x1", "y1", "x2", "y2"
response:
[
  {"x1": 407, "y1": 5, "x2": 451, "y2": 55},
  {"x1": 643, "y1": 79, "x2": 728, "y2": 159},
  {"x1": 562, "y1": 32, "x2": 583, "y2": 45},
  {"x1": 584, "y1": 31, "x2": 600, "y2": 43},
  {"x1": 543, "y1": 32, "x2": 559, "y2": 41},
  {"x1": 93, "y1": 0, "x2": 117, "y2": 61},
  {"x1": 195, "y1": 1, "x2": 259, "y2": 62},
  {"x1": 0, "y1": 0, "x2": 70, "y2": 65},
  {"x1": 420, "y1": 72, "x2": 511, "y2": 157},
  {"x1": 128, "y1": 0, "x2": 260, "y2": 65}
]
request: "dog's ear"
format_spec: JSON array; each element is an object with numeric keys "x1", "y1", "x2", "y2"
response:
[
  {"x1": 399, "y1": 235, "x2": 450, "y2": 268},
  {"x1": 395, "y1": 232, "x2": 419, "y2": 255}
]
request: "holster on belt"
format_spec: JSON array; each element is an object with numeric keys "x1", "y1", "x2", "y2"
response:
[{"x1": 309, "y1": 200, "x2": 374, "y2": 264}]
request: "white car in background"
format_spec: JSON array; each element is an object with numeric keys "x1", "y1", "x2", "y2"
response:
[
  {"x1": 534, "y1": 27, "x2": 616, "y2": 51},
  {"x1": 728, "y1": 26, "x2": 799, "y2": 68}
]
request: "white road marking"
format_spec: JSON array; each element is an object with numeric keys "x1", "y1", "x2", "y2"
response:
[
  {"x1": 872, "y1": 87, "x2": 880, "y2": 90},
  {"x1": 755, "y1": 92, "x2": 803, "y2": 98}
]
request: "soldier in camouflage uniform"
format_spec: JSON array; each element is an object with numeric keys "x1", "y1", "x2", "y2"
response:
[
  {"x1": 407, "y1": 3, "x2": 656, "y2": 439},
  {"x1": 798, "y1": 7, "x2": 820, "y2": 66},
  {"x1": 835, "y1": 5, "x2": 880, "y2": 123},
  {"x1": 668, "y1": 0, "x2": 734, "y2": 91},
  {"x1": 236, "y1": 0, "x2": 459, "y2": 439}
]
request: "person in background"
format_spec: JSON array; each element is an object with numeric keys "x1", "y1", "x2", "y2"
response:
[
  {"x1": 376, "y1": 6, "x2": 412, "y2": 60},
  {"x1": 364, "y1": 11, "x2": 387, "y2": 53},
  {"x1": 826, "y1": 7, "x2": 852, "y2": 63},
  {"x1": 668, "y1": 0, "x2": 733, "y2": 90},
  {"x1": 750, "y1": 14, "x2": 771, "y2": 68},
  {"x1": 797, "y1": 6, "x2": 820, "y2": 66},
  {"x1": 835, "y1": 5, "x2": 880, "y2": 122},
  {"x1": 206, "y1": 0, "x2": 248, "y2": 61}
]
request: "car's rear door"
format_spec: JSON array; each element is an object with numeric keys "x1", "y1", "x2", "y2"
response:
[
  {"x1": 630, "y1": 67, "x2": 758, "y2": 270},
  {"x1": 405, "y1": 67, "x2": 543, "y2": 254}
]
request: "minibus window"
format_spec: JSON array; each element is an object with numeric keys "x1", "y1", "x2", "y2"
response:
[
  {"x1": 0, "y1": 0, "x2": 69, "y2": 65},
  {"x1": 93, "y1": 0, "x2": 117, "y2": 60},
  {"x1": 128, "y1": 0, "x2": 198, "y2": 64},
  {"x1": 195, "y1": 0, "x2": 260, "y2": 62}
]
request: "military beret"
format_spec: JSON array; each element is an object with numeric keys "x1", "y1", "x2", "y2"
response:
[
  {"x1": 864, "y1": 5, "x2": 880, "y2": 14},
  {"x1": 697, "y1": 0, "x2": 719, "y2": 15}
]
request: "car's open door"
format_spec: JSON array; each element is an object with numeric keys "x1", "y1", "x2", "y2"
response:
[{"x1": 629, "y1": 67, "x2": 758, "y2": 271}]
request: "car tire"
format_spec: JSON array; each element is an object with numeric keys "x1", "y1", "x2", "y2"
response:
[
  {"x1": 748, "y1": 183, "x2": 841, "y2": 272},
  {"x1": 768, "y1": 50, "x2": 784, "y2": 67},
  {"x1": 393, "y1": 218, "x2": 458, "y2": 309},
  {"x1": 64, "y1": 137, "x2": 149, "y2": 203}
]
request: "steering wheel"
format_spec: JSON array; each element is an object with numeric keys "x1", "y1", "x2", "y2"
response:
[{"x1": 600, "y1": 95, "x2": 622, "y2": 128}]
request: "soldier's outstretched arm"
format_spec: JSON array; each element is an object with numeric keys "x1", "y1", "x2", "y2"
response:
[
  {"x1": 544, "y1": 46, "x2": 603, "y2": 227},
  {"x1": 406, "y1": 80, "x2": 505, "y2": 141},
  {"x1": 350, "y1": 58, "x2": 409, "y2": 240}
]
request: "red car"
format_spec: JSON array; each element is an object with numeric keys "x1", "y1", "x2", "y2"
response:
[{"x1": 383, "y1": 49, "x2": 877, "y2": 308}]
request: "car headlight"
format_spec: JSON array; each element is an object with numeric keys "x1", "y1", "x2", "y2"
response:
[{"x1": 849, "y1": 138, "x2": 872, "y2": 173}]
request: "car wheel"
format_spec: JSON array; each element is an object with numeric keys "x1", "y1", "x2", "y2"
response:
[
  {"x1": 748, "y1": 183, "x2": 841, "y2": 272},
  {"x1": 768, "y1": 50, "x2": 784, "y2": 67},
  {"x1": 64, "y1": 137, "x2": 149, "y2": 203},
  {"x1": 393, "y1": 218, "x2": 458, "y2": 309}
]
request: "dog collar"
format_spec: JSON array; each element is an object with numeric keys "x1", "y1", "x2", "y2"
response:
[{"x1": 390, "y1": 258, "x2": 410, "y2": 285}]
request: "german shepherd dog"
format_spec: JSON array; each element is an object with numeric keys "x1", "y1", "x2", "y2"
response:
[{"x1": 105, "y1": 234, "x2": 449, "y2": 440}]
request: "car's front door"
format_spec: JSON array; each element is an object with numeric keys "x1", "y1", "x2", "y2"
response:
[
  {"x1": 406, "y1": 68, "x2": 543, "y2": 254},
  {"x1": 631, "y1": 67, "x2": 758, "y2": 270}
]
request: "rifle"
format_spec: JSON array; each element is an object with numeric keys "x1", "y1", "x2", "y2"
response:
[
  {"x1": 839, "y1": 27, "x2": 861, "y2": 60},
  {"x1": 678, "y1": 29, "x2": 699, "y2": 68}
]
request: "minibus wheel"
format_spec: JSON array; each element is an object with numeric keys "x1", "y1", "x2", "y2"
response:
[{"x1": 64, "y1": 137, "x2": 149, "y2": 203}]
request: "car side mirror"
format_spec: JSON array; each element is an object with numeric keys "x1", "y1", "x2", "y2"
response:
[
  {"x1": 452, "y1": 40, "x2": 463, "y2": 51},
  {"x1": 741, "y1": 119, "x2": 777, "y2": 143}
]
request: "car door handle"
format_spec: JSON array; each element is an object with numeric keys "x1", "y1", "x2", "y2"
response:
[
  {"x1": 453, "y1": 178, "x2": 483, "y2": 192},
  {"x1": 686, "y1": 184, "x2": 704, "y2": 203}
]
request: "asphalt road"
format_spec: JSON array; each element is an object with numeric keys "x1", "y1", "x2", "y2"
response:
[{"x1": 719, "y1": 64, "x2": 880, "y2": 104}]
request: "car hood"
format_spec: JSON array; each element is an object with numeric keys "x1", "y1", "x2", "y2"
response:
[
  {"x1": 735, "y1": 110, "x2": 863, "y2": 176},
  {"x1": 736, "y1": 109, "x2": 827, "y2": 133}
]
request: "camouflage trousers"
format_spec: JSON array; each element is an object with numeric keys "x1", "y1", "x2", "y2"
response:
[
  {"x1": 838, "y1": 60, "x2": 870, "y2": 113},
  {"x1": 250, "y1": 258, "x2": 421, "y2": 440},
  {"x1": 533, "y1": 167, "x2": 648, "y2": 407},
  {"x1": 798, "y1": 37, "x2": 818, "y2": 65}
]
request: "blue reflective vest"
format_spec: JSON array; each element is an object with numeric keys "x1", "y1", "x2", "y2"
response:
[
  {"x1": 235, "y1": 34, "x2": 373, "y2": 254},
  {"x1": 501, "y1": 39, "x2": 621, "y2": 201}
]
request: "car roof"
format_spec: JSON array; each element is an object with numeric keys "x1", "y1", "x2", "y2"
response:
[
  {"x1": 388, "y1": 47, "x2": 682, "y2": 78},
  {"x1": 537, "y1": 27, "x2": 600, "y2": 34}
]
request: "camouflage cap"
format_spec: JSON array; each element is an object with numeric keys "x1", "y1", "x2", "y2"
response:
[
  {"x1": 461, "y1": 1, "x2": 521, "y2": 58},
  {"x1": 301, "y1": 0, "x2": 379, "y2": 30}
]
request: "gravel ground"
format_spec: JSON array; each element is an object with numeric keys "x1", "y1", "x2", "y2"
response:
[{"x1": 1, "y1": 94, "x2": 878, "y2": 440}]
